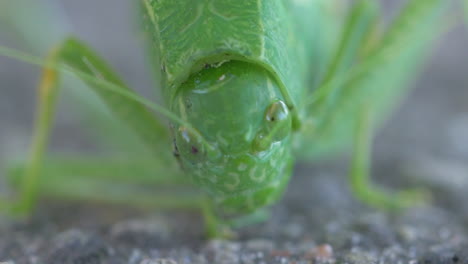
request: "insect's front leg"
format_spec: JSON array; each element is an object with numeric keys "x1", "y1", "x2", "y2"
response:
[
  {"x1": 0, "y1": 39, "x2": 180, "y2": 210},
  {"x1": 349, "y1": 105, "x2": 429, "y2": 210}
]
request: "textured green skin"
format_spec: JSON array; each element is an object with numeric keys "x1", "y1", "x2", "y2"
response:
[
  {"x1": 146, "y1": 0, "x2": 320, "y2": 106},
  {"x1": 0, "y1": 0, "x2": 447, "y2": 229},
  {"x1": 143, "y1": 0, "x2": 323, "y2": 216},
  {"x1": 141, "y1": 0, "x2": 444, "y2": 217},
  {"x1": 0, "y1": 0, "x2": 447, "y2": 226}
]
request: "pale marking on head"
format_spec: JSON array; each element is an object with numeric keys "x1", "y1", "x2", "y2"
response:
[
  {"x1": 251, "y1": 168, "x2": 267, "y2": 183},
  {"x1": 213, "y1": 60, "x2": 229, "y2": 68},
  {"x1": 237, "y1": 163, "x2": 247, "y2": 172},
  {"x1": 192, "y1": 74, "x2": 234, "y2": 94},
  {"x1": 224, "y1": 173, "x2": 241, "y2": 191}
]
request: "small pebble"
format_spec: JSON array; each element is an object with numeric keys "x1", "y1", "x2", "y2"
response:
[
  {"x1": 111, "y1": 217, "x2": 170, "y2": 239},
  {"x1": 304, "y1": 244, "x2": 334, "y2": 261},
  {"x1": 45, "y1": 229, "x2": 111, "y2": 264},
  {"x1": 270, "y1": 250, "x2": 291, "y2": 258},
  {"x1": 340, "y1": 251, "x2": 378, "y2": 264},
  {"x1": 140, "y1": 259, "x2": 178, "y2": 264},
  {"x1": 204, "y1": 240, "x2": 241, "y2": 264},
  {"x1": 245, "y1": 239, "x2": 274, "y2": 252}
]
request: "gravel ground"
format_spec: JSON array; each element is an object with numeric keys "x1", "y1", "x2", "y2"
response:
[
  {"x1": 1, "y1": 1, "x2": 468, "y2": 263},
  {"x1": 1, "y1": 159, "x2": 468, "y2": 264}
]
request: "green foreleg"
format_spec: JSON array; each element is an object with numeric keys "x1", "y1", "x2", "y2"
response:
[
  {"x1": 7, "y1": 157, "x2": 233, "y2": 238},
  {"x1": 4, "y1": 37, "x2": 175, "y2": 215},
  {"x1": 34, "y1": 175, "x2": 202, "y2": 210},
  {"x1": 0, "y1": 37, "x2": 230, "y2": 238},
  {"x1": 13, "y1": 50, "x2": 59, "y2": 215},
  {"x1": 350, "y1": 106, "x2": 429, "y2": 210},
  {"x1": 7, "y1": 157, "x2": 191, "y2": 188}
]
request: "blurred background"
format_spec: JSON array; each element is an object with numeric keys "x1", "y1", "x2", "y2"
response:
[{"x1": 1, "y1": 0, "x2": 468, "y2": 262}]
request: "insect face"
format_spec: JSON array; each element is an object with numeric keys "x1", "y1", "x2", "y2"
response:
[{"x1": 172, "y1": 60, "x2": 295, "y2": 216}]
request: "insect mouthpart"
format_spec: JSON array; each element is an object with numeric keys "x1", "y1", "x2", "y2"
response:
[
  {"x1": 175, "y1": 125, "x2": 221, "y2": 164},
  {"x1": 171, "y1": 60, "x2": 296, "y2": 215}
]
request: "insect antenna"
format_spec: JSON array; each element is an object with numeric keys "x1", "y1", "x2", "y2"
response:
[{"x1": 0, "y1": 45, "x2": 212, "y2": 149}]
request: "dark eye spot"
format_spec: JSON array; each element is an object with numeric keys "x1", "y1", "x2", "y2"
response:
[
  {"x1": 452, "y1": 255, "x2": 459, "y2": 263},
  {"x1": 266, "y1": 100, "x2": 288, "y2": 122},
  {"x1": 191, "y1": 146, "x2": 199, "y2": 154}
]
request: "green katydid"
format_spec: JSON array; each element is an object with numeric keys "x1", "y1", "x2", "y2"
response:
[{"x1": 0, "y1": 0, "x2": 450, "y2": 237}]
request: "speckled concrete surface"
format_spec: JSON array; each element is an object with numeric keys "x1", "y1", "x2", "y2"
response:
[{"x1": 1, "y1": 1, "x2": 468, "y2": 263}]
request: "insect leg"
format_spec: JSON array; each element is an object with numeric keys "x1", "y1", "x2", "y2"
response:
[
  {"x1": 300, "y1": 0, "x2": 447, "y2": 158},
  {"x1": 349, "y1": 105, "x2": 429, "y2": 210},
  {"x1": 10, "y1": 161, "x2": 202, "y2": 210},
  {"x1": 227, "y1": 209, "x2": 270, "y2": 229},
  {"x1": 319, "y1": 0, "x2": 379, "y2": 87},
  {"x1": 296, "y1": 0, "x2": 380, "y2": 158},
  {"x1": 3, "y1": 37, "x2": 175, "y2": 216},
  {"x1": 7, "y1": 156, "x2": 237, "y2": 237},
  {"x1": 0, "y1": 39, "x2": 233, "y2": 238},
  {"x1": 7, "y1": 157, "x2": 190, "y2": 188},
  {"x1": 198, "y1": 200, "x2": 272, "y2": 239}
]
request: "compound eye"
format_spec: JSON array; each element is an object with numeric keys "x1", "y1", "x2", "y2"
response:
[
  {"x1": 265, "y1": 100, "x2": 289, "y2": 123},
  {"x1": 253, "y1": 100, "x2": 292, "y2": 152},
  {"x1": 175, "y1": 126, "x2": 205, "y2": 163}
]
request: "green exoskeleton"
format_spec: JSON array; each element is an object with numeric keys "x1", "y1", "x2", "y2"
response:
[{"x1": 0, "y1": 0, "x2": 451, "y2": 236}]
